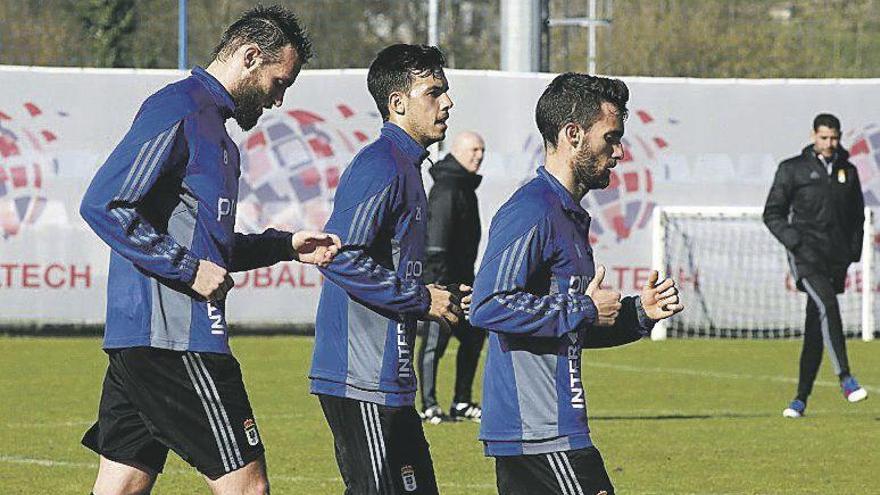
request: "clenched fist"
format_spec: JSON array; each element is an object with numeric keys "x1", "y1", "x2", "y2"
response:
[
  {"x1": 190, "y1": 260, "x2": 234, "y2": 301},
  {"x1": 292, "y1": 231, "x2": 341, "y2": 267},
  {"x1": 426, "y1": 284, "x2": 463, "y2": 326},
  {"x1": 458, "y1": 284, "x2": 473, "y2": 316},
  {"x1": 586, "y1": 265, "x2": 622, "y2": 327}
]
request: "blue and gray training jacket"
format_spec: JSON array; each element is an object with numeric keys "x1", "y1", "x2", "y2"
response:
[
  {"x1": 80, "y1": 67, "x2": 297, "y2": 354},
  {"x1": 470, "y1": 166, "x2": 654, "y2": 456},
  {"x1": 310, "y1": 122, "x2": 431, "y2": 407}
]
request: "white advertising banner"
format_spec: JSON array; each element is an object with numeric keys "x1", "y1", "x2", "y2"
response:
[{"x1": 1, "y1": 66, "x2": 878, "y2": 326}]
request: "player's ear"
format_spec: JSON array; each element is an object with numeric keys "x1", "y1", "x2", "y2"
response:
[
  {"x1": 242, "y1": 44, "x2": 262, "y2": 71},
  {"x1": 389, "y1": 91, "x2": 406, "y2": 117},
  {"x1": 563, "y1": 123, "x2": 581, "y2": 149}
]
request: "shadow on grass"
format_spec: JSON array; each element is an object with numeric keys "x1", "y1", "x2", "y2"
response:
[{"x1": 591, "y1": 412, "x2": 772, "y2": 421}]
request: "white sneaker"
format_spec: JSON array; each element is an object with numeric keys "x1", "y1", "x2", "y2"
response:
[
  {"x1": 422, "y1": 406, "x2": 447, "y2": 425},
  {"x1": 840, "y1": 376, "x2": 868, "y2": 403},
  {"x1": 846, "y1": 387, "x2": 868, "y2": 403},
  {"x1": 782, "y1": 399, "x2": 805, "y2": 418}
]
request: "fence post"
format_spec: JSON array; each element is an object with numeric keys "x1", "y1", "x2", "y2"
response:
[{"x1": 178, "y1": 0, "x2": 188, "y2": 71}]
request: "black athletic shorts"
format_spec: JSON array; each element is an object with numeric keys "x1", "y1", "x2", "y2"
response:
[
  {"x1": 82, "y1": 347, "x2": 264, "y2": 479},
  {"x1": 495, "y1": 447, "x2": 614, "y2": 495},
  {"x1": 318, "y1": 394, "x2": 438, "y2": 494}
]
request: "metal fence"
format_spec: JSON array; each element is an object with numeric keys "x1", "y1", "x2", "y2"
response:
[
  {"x1": 0, "y1": 0, "x2": 500, "y2": 70},
  {"x1": 2, "y1": 0, "x2": 880, "y2": 77}
]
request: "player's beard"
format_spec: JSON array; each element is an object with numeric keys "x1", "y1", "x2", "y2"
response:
[
  {"x1": 573, "y1": 141, "x2": 610, "y2": 191},
  {"x1": 231, "y1": 73, "x2": 267, "y2": 131}
]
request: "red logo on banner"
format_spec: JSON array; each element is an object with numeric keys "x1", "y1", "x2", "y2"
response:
[{"x1": 0, "y1": 102, "x2": 67, "y2": 240}]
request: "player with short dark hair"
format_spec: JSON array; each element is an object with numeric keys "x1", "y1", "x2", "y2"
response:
[
  {"x1": 79, "y1": 6, "x2": 337, "y2": 494},
  {"x1": 310, "y1": 43, "x2": 461, "y2": 494},
  {"x1": 470, "y1": 73, "x2": 683, "y2": 495},
  {"x1": 764, "y1": 112, "x2": 868, "y2": 418},
  {"x1": 212, "y1": 4, "x2": 313, "y2": 64}
]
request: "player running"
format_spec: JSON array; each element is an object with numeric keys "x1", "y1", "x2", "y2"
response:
[
  {"x1": 310, "y1": 44, "x2": 461, "y2": 495},
  {"x1": 469, "y1": 73, "x2": 683, "y2": 495},
  {"x1": 79, "y1": 6, "x2": 338, "y2": 494}
]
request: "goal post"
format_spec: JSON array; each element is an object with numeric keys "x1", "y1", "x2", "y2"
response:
[{"x1": 651, "y1": 206, "x2": 876, "y2": 341}]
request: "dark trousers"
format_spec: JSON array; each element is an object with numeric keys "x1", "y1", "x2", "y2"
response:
[
  {"x1": 416, "y1": 319, "x2": 486, "y2": 409},
  {"x1": 796, "y1": 273, "x2": 852, "y2": 401}
]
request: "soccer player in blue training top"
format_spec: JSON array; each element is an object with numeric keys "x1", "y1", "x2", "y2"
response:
[
  {"x1": 79, "y1": 6, "x2": 339, "y2": 495},
  {"x1": 469, "y1": 73, "x2": 684, "y2": 495},
  {"x1": 310, "y1": 44, "x2": 462, "y2": 495}
]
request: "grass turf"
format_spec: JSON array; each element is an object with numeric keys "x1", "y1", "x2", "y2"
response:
[{"x1": 0, "y1": 336, "x2": 878, "y2": 494}]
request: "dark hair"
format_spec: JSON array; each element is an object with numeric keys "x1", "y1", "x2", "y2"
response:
[
  {"x1": 813, "y1": 113, "x2": 841, "y2": 132},
  {"x1": 535, "y1": 72, "x2": 629, "y2": 148},
  {"x1": 367, "y1": 44, "x2": 446, "y2": 121},
  {"x1": 212, "y1": 4, "x2": 313, "y2": 65}
]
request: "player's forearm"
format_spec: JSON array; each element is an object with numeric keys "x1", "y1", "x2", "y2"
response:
[
  {"x1": 319, "y1": 250, "x2": 430, "y2": 317},
  {"x1": 229, "y1": 229, "x2": 295, "y2": 272},
  {"x1": 470, "y1": 291, "x2": 597, "y2": 337},
  {"x1": 80, "y1": 199, "x2": 199, "y2": 282},
  {"x1": 582, "y1": 296, "x2": 650, "y2": 348}
]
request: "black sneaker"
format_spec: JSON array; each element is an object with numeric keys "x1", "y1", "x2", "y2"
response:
[
  {"x1": 449, "y1": 402, "x2": 482, "y2": 423},
  {"x1": 422, "y1": 405, "x2": 448, "y2": 425}
]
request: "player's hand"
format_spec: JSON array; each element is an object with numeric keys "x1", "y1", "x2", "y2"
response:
[
  {"x1": 191, "y1": 260, "x2": 234, "y2": 301},
  {"x1": 458, "y1": 284, "x2": 473, "y2": 315},
  {"x1": 292, "y1": 231, "x2": 341, "y2": 267},
  {"x1": 426, "y1": 284, "x2": 463, "y2": 326},
  {"x1": 640, "y1": 270, "x2": 684, "y2": 320},
  {"x1": 586, "y1": 265, "x2": 621, "y2": 327}
]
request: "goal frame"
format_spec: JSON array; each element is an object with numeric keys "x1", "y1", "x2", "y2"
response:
[{"x1": 650, "y1": 206, "x2": 875, "y2": 341}]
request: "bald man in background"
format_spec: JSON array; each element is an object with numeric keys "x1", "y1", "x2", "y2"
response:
[{"x1": 417, "y1": 131, "x2": 487, "y2": 423}]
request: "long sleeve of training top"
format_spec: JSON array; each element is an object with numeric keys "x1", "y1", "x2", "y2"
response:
[
  {"x1": 763, "y1": 163, "x2": 800, "y2": 251},
  {"x1": 318, "y1": 157, "x2": 430, "y2": 318},
  {"x1": 581, "y1": 295, "x2": 653, "y2": 348},
  {"x1": 80, "y1": 105, "x2": 200, "y2": 283},
  {"x1": 229, "y1": 229, "x2": 296, "y2": 272},
  {"x1": 470, "y1": 214, "x2": 598, "y2": 338}
]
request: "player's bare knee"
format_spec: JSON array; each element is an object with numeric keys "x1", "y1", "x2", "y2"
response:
[{"x1": 247, "y1": 479, "x2": 270, "y2": 495}]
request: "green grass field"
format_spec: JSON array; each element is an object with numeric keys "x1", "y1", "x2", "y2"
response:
[{"x1": 1, "y1": 336, "x2": 878, "y2": 494}]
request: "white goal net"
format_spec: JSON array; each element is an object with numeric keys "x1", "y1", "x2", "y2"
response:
[{"x1": 651, "y1": 207, "x2": 876, "y2": 341}]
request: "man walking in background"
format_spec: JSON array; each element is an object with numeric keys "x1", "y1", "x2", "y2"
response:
[
  {"x1": 763, "y1": 113, "x2": 868, "y2": 419},
  {"x1": 418, "y1": 131, "x2": 486, "y2": 423},
  {"x1": 470, "y1": 73, "x2": 683, "y2": 495},
  {"x1": 310, "y1": 44, "x2": 461, "y2": 494},
  {"x1": 79, "y1": 6, "x2": 340, "y2": 494}
]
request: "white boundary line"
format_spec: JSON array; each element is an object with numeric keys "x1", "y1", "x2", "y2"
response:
[{"x1": 584, "y1": 362, "x2": 880, "y2": 394}]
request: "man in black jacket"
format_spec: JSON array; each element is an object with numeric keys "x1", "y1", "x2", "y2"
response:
[
  {"x1": 763, "y1": 113, "x2": 868, "y2": 419},
  {"x1": 418, "y1": 131, "x2": 486, "y2": 423}
]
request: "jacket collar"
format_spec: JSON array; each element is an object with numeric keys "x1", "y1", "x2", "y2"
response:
[
  {"x1": 429, "y1": 154, "x2": 483, "y2": 189},
  {"x1": 381, "y1": 122, "x2": 429, "y2": 165},
  {"x1": 191, "y1": 66, "x2": 236, "y2": 120},
  {"x1": 801, "y1": 144, "x2": 850, "y2": 168},
  {"x1": 537, "y1": 166, "x2": 589, "y2": 217}
]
